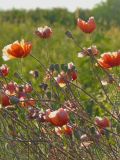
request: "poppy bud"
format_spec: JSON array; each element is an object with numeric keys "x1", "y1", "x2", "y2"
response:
[
  {"x1": 9, "y1": 96, "x2": 20, "y2": 105},
  {"x1": 65, "y1": 31, "x2": 73, "y2": 39}
]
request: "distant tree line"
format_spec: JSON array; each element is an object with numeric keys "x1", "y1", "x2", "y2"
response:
[{"x1": 0, "y1": 0, "x2": 119, "y2": 27}]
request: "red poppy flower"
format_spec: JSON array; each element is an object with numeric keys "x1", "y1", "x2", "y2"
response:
[
  {"x1": 97, "y1": 51, "x2": 120, "y2": 69},
  {"x1": 18, "y1": 92, "x2": 35, "y2": 108},
  {"x1": 46, "y1": 108, "x2": 69, "y2": 127},
  {"x1": 0, "y1": 82, "x2": 18, "y2": 108},
  {"x1": 23, "y1": 84, "x2": 33, "y2": 93},
  {"x1": 3, "y1": 82, "x2": 18, "y2": 96},
  {"x1": 20, "y1": 97, "x2": 35, "y2": 108},
  {"x1": 55, "y1": 62, "x2": 77, "y2": 87},
  {"x1": 55, "y1": 71, "x2": 77, "y2": 87},
  {"x1": 0, "y1": 92, "x2": 11, "y2": 107},
  {"x1": 55, "y1": 72, "x2": 68, "y2": 88},
  {"x1": 55, "y1": 124, "x2": 73, "y2": 136},
  {"x1": 68, "y1": 62, "x2": 77, "y2": 81},
  {"x1": 0, "y1": 64, "x2": 9, "y2": 77},
  {"x1": 77, "y1": 17, "x2": 96, "y2": 33},
  {"x1": 35, "y1": 26, "x2": 52, "y2": 39},
  {"x1": 2, "y1": 40, "x2": 32, "y2": 61},
  {"x1": 95, "y1": 117, "x2": 110, "y2": 129}
]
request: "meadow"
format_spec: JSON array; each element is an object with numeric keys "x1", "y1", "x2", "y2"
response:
[{"x1": 0, "y1": 0, "x2": 120, "y2": 159}]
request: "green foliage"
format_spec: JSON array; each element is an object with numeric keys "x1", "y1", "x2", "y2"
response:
[
  {"x1": 0, "y1": 0, "x2": 120, "y2": 28},
  {"x1": 92, "y1": 0, "x2": 120, "y2": 27}
]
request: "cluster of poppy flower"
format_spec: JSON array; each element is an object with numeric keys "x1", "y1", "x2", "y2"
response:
[
  {"x1": 79, "y1": 116, "x2": 110, "y2": 148},
  {"x1": 56, "y1": 62, "x2": 77, "y2": 86},
  {"x1": 77, "y1": 17, "x2": 120, "y2": 69},
  {"x1": 0, "y1": 81, "x2": 35, "y2": 108},
  {"x1": 1, "y1": 18, "x2": 120, "y2": 70},
  {"x1": 43, "y1": 62, "x2": 77, "y2": 88},
  {"x1": 27, "y1": 98, "x2": 110, "y2": 138},
  {"x1": 27, "y1": 106, "x2": 73, "y2": 136},
  {"x1": 0, "y1": 17, "x2": 114, "y2": 138}
]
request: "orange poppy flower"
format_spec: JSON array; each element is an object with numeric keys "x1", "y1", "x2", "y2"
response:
[
  {"x1": 77, "y1": 17, "x2": 96, "y2": 33},
  {"x1": 46, "y1": 108, "x2": 69, "y2": 127},
  {"x1": 97, "y1": 51, "x2": 120, "y2": 69},
  {"x1": 2, "y1": 40, "x2": 32, "y2": 61}
]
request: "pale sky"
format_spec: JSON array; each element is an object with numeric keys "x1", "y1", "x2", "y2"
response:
[{"x1": 0, "y1": 0, "x2": 105, "y2": 11}]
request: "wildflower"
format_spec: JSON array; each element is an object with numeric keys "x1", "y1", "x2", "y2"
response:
[
  {"x1": 0, "y1": 92, "x2": 11, "y2": 107},
  {"x1": 2, "y1": 39, "x2": 32, "y2": 61},
  {"x1": 97, "y1": 51, "x2": 120, "y2": 69},
  {"x1": 95, "y1": 117, "x2": 110, "y2": 129},
  {"x1": 67, "y1": 63, "x2": 77, "y2": 81},
  {"x1": 35, "y1": 26, "x2": 52, "y2": 39},
  {"x1": 3, "y1": 82, "x2": 18, "y2": 96},
  {"x1": 55, "y1": 71, "x2": 77, "y2": 87},
  {"x1": 77, "y1": 17, "x2": 96, "y2": 33},
  {"x1": 18, "y1": 92, "x2": 35, "y2": 108},
  {"x1": 55, "y1": 62, "x2": 77, "y2": 87},
  {"x1": 78, "y1": 46, "x2": 99, "y2": 58},
  {"x1": 44, "y1": 69, "x2": 55, "y2": 81},
  {"x1": 23, "y1": 84, "x2": 33, "y2": 93},
  {"x1": 46, "y1": 108, "x2": 69, "y2": 127},
  {"x1": 55, "y1": 71, "x2": 68, "y2": 88},
  {"x1": 0, "y1": 82, "x2": 18, "y2": 108},
  {"x1": 55, "y1": 124, "x2": 73, "y2": 137},
  {"x1": 0, "y1": 64, "x2": 9, "y2": 77},
  {"x1": 25, "y1": 98, "x2": 36, "y2": 107}
]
